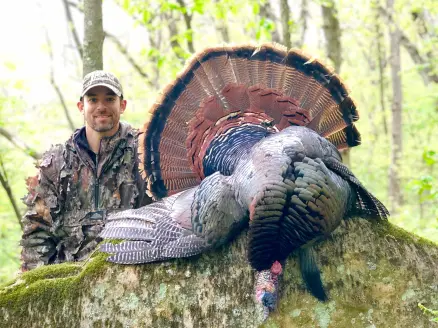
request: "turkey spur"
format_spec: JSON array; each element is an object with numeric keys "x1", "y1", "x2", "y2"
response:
[{"x1": 99, "y1": 43, "x2": 389, "y2": 318}]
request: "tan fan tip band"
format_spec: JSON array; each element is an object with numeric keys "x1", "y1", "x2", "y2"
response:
[{"x1": 139, "y1": 43, "x2": 361, "y2": 199}]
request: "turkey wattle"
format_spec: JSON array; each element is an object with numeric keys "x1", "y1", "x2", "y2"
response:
[{"x1": 99, "y1": 43, "x2": 389, "y2": 318}]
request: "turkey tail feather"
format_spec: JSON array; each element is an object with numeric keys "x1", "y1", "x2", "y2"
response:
[
  {"x1": 140, "y1": 43, "x2": 361, "y2": 198},
  {"x1": 324, "y1": 159, "x2": 390, "y2": 220},
  {"x1": 298, "y1": 247, "x2": 328, "y2": 302}
]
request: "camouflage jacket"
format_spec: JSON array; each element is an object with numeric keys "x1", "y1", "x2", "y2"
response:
[{"x1": 21, "y1": 122, "x2": 151, "y2": 271}]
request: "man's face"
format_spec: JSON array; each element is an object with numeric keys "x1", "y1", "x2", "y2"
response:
[{"x1": 77, "y1": 86, "x2": 127, "y2": 135}]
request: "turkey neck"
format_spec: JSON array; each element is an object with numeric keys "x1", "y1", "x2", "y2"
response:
[{"x1": 202, "y1": 124, "x2": 275, "y2": 177}]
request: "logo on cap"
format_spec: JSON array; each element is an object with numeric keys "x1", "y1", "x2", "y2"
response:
[{"x1": 81, "y1": 71, "x2": 123, "y2": 98}]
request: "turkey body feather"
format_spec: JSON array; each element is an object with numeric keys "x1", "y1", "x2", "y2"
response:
[{"x1": 99, "y1": 43, "x2": 389, "y2": 318}]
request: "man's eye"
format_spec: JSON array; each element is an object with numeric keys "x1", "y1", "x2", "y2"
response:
[
  {"x1": 107, "y1": 97, "x2": 116, "y2": 102},
  {"x1": 88, "y1": 98, "x2": 97, "y2": 103}
]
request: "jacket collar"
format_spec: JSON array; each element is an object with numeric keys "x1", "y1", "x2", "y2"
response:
[{"x1": 68, "y1": 122, "x2": 134, "y2": 173}]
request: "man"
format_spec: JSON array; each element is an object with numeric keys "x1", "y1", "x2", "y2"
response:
[{"x1": 20, "y1": 70, "x2": 151, "y2": 271}]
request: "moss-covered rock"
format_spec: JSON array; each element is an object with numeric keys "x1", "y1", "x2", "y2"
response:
[{"x1": 1, "y1": 219, "x2": 437, "y2": 327}]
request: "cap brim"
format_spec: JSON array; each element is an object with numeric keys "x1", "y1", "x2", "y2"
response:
[{"x1": 81, "y1": 83, "x2": 122, "y2": 98}]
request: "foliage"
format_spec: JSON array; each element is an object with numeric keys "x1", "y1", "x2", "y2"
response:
[{"x1": 418, "y1": 303, "x2": 438, "y2": 323}]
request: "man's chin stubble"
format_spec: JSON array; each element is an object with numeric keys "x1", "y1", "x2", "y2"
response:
[{"x1": 92, "y1": 123, "x2": 114, "y2": 133}]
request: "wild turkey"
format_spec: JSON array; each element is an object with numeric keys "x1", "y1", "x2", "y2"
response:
[{"x1": 99, "y1": 43, "x2": 389, "y2": 318}]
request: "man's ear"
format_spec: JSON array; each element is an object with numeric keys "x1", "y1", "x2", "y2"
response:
[
  {"x1": 77, "y1": 100, "x2": 84, "y2": 113},
  {"x1": 120, "y1": 99, "x2": 127, "y2": 113}
]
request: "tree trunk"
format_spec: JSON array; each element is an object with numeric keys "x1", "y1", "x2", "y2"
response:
[
  {"x1": 321, "y1": 1, "x2": 341, "y2": 73},
  {"x1": 379, "y1": 6, "x2": 438, "y2": 85},
  {"x1": 1, "y1": 219, "x2": 437, "y2": 327},
  {"x1": 212, "y1": 0, "x2": 231, "y2": 43},
  {"x1": 387, "y1": 0, "x2": 403, "y2": 212},
  {"x1": 321, "y1": 0, "x2": 351, "y2": 168},
  {"x1": 298, "y1": 0, "x2": 308, "y2": 47},
  {"x1": 62, "y1": 0, "x2": 83, "y2": 59},
  {"x1": 373, "y1": 0, "x2": 389, "y2": 136},
  {"x1": 44, "y1": 29, "x2": 76, "y2": 132},
  {"x1": 260, "y1": 1, "x2": 281, "y2": 44},
  {"x1": 83, "y1": 0, "x2": 104, "y2": 76},
  {"x1": 280, "y1": 0, "x2": 291, "y2": 48},
  {"x1": 166, "y1": 11, "x2": 187, "y2": 62},
  {"x1": 175, "y1": 0, "x2": 195, "y2": 54}
]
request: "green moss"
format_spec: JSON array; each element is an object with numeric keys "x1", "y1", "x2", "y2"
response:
[
  {"x1": 21, "y1": 262, "x2": 82, "y2": 284},
  {"x1": 0, "y1": 274, "x2": 79, "y2": 325},
  {"x1": 374, "y1": 220, "x2": 438, "y2": 248},
  {"x1": 263, "y1": 322, "x2": 280, "y2": 328},
  {"x1": 78, "y1": 251, "x2": 111, "y2": 279},
  {"x1": 0, "y1": 278, "x2": 18, "y2": 289},
  {"x1": 0, "y1": 250, "x2": 113, "y2": 327}
]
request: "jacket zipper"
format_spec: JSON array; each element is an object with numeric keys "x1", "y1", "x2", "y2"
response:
[{"x1": 94, "y1": 152, "x2": 99, "y2": 210}]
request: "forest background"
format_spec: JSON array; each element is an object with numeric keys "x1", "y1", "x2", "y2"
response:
[{"x1": 0, "y1": 0, "x2": 437, "y2": 284}]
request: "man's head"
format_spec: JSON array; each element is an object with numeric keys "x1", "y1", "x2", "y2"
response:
[{"x1": 77, "y1": 71, "x2": 127, "y2": 137}]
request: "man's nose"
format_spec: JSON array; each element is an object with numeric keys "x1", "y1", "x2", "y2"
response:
[{"x1": 96, "y1": 100, "x2": 107, "y2": 110}]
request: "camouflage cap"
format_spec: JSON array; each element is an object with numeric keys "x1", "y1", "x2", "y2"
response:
[{"x1": 81, "y1": 70, "x2": 123, "y2": 99}]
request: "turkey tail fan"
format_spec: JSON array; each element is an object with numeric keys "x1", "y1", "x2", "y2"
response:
[{"x1": 139, "y1": 43, "x2": 361, "y2": 199}]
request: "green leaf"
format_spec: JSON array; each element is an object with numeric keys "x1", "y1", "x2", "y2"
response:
[
  {"x1": 193, "y1": 0, "x2": 205, "y2": 14},
  {"x1": 142, "y1": 10, "x2": 151, "y2": 24},
  {"x1": 252, "y1": 2, "x2": 259, "y2": 15},
  {"x1": 423, "y1": 150, "x2": 437, "y2": 166},
  {"x1": 157, "y1": 56, "x2": 165, "y2": 69},
  {"x1": 4, "y1": 62, "x2": 16, "y2": 71},
  {"x1": 122, "y1": 0, "x2": 130, "y2": 11}
]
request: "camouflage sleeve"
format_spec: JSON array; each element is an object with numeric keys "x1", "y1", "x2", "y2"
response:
[{"x1": 20, "y1": 147, "x2": 63, "y2": 271}]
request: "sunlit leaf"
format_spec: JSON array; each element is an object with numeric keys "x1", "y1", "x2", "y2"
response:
[
  {"x1": 193, "y1": 0, "x2": 205, "y2": 14},
  {"x1": 423, "y1": 150, "x2": 437, "y2": 166},
  {"x1": 4, "y1": 62, "x2": 16, "y2": 71}
]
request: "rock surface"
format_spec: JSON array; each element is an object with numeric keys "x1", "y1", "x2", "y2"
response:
[{"x1": 1, "y1": 219, "x2": 437, "y2": 328}]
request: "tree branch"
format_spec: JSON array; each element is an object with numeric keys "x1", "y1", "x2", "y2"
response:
[
  {"x1": 105, "y1": 32, "x2": 154, "y2": 87},
  {"x1": 0, "y1": 156, "x2": 23, "y2": 229},
  {"x1": 213, "y1": 0, "x2": 230, "y2": 43},
  {"x1": 410, "y1": 9, "x2": 437, "y2": 56},
  {"x1": 62, "y1": 0, "x2": 83, "y2": 59},
  {"x1": 0, "y1": 127, "x2": 41, "y2": 160},
  {"x1": 379, "y1": 6, "x2": 438, "y2": 85},
  {"x1": 166, "y1": 11, "x2": 188, "y2": 62},
  {"x1": 148, "y1": 29, "x2": 162, "y2": 88},
  {"x1": 217, "y1": 23, "x2": 230, "y2": 43},
  {"x1": 175, "y1": 0, "x2": 195, "y2": 53},
  {"x1": 69, "y1": 1, "x2": 154, "y2": 85},
  {"x1": 44, "y1": 29, "x2": 76, "y2": 132}
]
